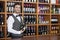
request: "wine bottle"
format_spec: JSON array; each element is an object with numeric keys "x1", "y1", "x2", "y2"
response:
[
  {"x1": 0, "y1": 28, "x2": 4, "y2": 38},
  {"x1": 0, "y1": 15, "x2": 4, "y2": 25},
  {"x1": 34, "y1": 0, "x2": 36, "y2": 2},
  {"x1": 52, "y1": 5, "x2": 56, "y2": 14},
  {"x1": 44, "y1": 0, "x2": 48, "y2": 3},
  {"x1": 0, "y1": 2, "x2": 3, "y2": 12},
  {"x1": 58, "y1": 0, "x2": 60, "y2": 4}
]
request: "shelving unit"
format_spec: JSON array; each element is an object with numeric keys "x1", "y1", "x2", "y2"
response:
[{"x1": 0, "y1": 0, "x2": 60, "y2": 40}]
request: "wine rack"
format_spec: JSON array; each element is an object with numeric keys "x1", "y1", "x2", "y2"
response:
[{"x1": 0, "y1": 0, "x2": 60, "y2": 40}]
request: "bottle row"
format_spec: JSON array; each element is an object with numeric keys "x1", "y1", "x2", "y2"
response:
[
  {"x1": 51, "y1": 25, "x2": 59, "y2": 34},
  {"x1": 24, "y1": 15, "x2": 36, "y2": 24},
  {"x1": 0, "y1": 25, "x2": 60, "y2": 38},
  {"x1": 1, "y1": 1, "x2": 60, "y2": 14},
  {"x1": 38, "y1": 16, "x2": 49, "y2": 24},
  {"x1": 24, "y1": 4, "x2": 36, "y2": 13},
  {"x1": 24, "y1": 26, "x2": 36, "y2": 36},
  {"x1": 7, "y1": 2, "x2": 22, "y2": 13},
  {"x1": 38, "y1": 25, "x2": 60, "y2": 35},
  {"x1": 51, "y1": 5, "x2": 60, "y2": 14},
  {"x1": 39, "y1": 0, "x2": 49, "y2": 3},
  {"x1": 7, "y1": 2, "x2": 60, "y2": 14},
  {"x1": 38, "y1": 26, "x2": 48, "y2": 35},
  {"x1": 38, "y1": 4, "x2": 50, "y2": 14},
  {"x1": 0, "y1": 14, "x2": 60, "y2": 25},
  {"x1": 7, "y1": 2, "x2": 36, "y2": 13}
]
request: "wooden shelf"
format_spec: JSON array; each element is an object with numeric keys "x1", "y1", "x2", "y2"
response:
[
  {"x1": 7, "y1": 1, "x2": 22, "y2": 3},
  {"x1": 51, "y1": 14, "x2": 60, "y2": 15},
  {"x1": 0, "y1": 12, "x2": 5, "y2": 14},
  {"x1": 24, "y1": 2, "x2": 37, "y2": 4},
  {"x1": 38, "y1": 24, "x2": 50, "y2": 25},
  {"x1": 0, "y1": 25, "x2": 5, "y2": 27},
  {"x1": 50, "y1": 33, "x2": 60, "y2": 36},
  {"x1": 37, "y1": 34, "x2": 50, "y2": 36},
  {"x1": 38, "y1": 3, "x2": 50, "y2": 5},
  {"x1": 0, "y1": 38, "x2": 5, "y2": 39},
  {"x1": 0, "y1": 0, "x2": 5, "y2": 1},
  {"x1": 24, "y1": 35, "x2": 36, "y2": 37},
  {"x1": 24, "y1": 13, "x2": 37, "y2": 15},
  {"x1": 51, "y1": 23, "x2": 60, "y2": 25},
  {"x1": 7, "y1": 12, "x2": 22, "y2": 14},
  {"x1": 27, "y1": 24, "x2": 37, "y2": 26},
  {"x1": 6, "y1": 37, "x2": 11, "y2": 39},
  {"x1": 0, "y1": 0, "x2": 60, "y2": 40},
  {"x1": 38, "y1": 13, "x2": 50, "y2": 15},
  {"x1": 51, "y1": 4, "x2": 60, "y2": 5}
]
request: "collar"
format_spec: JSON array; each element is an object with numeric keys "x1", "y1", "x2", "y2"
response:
[{"x1": 13, "y1": 13, "x2": 19, "y2": 17}]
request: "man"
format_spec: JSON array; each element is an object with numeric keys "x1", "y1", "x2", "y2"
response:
[{"x1": 7, "y1": 3, "x2": 26, "y2": 40}]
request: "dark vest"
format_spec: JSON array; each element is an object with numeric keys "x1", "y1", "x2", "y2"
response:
[{"x1": 11, "y1": 15, "x2": 24, "y2": 38}]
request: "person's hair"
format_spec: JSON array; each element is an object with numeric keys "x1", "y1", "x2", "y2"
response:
[{"x1": 13, "y1": 3, "x2": 20, "y2": 8}]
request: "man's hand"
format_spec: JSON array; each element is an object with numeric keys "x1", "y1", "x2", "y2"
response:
[{"x1": 20, "y1": 26, "x2": 27, "y2": 33}]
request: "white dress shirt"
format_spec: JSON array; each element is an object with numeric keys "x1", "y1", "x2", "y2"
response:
[{"x1": 7, "y1": 13, "x2": 24, "y2": 34}]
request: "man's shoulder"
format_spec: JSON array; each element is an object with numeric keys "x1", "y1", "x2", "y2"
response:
[
  {"x1": 7, "y1": 15, "x2": 14, "y2": 20},
  {"x1": 7, "y1": 15, "x2": 14, "y2": 22}
]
